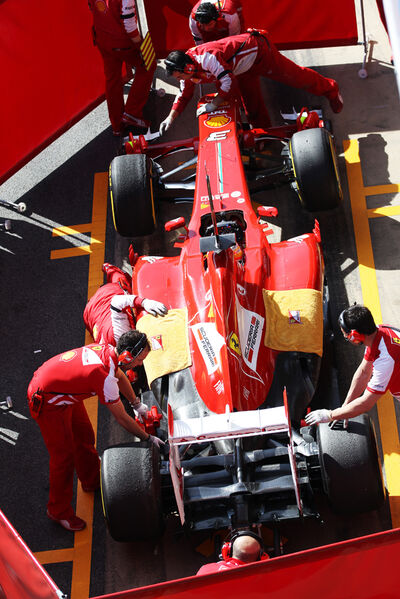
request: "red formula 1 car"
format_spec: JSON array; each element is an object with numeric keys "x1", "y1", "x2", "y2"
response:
[{"x1": 101, "y1": 97, "x2": 385, "y2": 547}]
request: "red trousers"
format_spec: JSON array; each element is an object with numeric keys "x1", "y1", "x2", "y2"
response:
[
  {"x1": 96, "y1": 34, "x2": 156, "y2": 132},
  {"x1": 237, "y1": 36, "x2": 339, "y2": 128},
  {"x1": 28, "y1": 385, "x2": 100, "y2": 519}
]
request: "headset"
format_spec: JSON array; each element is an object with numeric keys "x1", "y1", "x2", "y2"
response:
[
  {"x1": 165, "y1": 57, "x2": 197, "y2": 76},
  {"x1": 220, "y1": 530, "x2": 269, "y2": 562},
  {"x1": 118, "y1": 333, "x2": 148, "y2": 365},
  {"x1": 338, "y1": 310, "x2": 365, "y2": 344}
]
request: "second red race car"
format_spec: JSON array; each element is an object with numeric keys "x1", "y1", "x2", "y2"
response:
[{"x1": 101, "y1": 96, "x2": 385, "y2": 550}]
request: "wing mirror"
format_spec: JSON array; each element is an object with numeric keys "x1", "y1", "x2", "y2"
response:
[
  {"x1": 165, "y1": 217, "x2": 186, "y2": 232},
  {"x1": 257, "y1": 206, "x2": 278, "y2": 218}
]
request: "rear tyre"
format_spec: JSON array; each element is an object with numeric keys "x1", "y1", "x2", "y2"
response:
[
  {"x1": 289, "y1": 127, "x2": 342, "y2": 211},
  {"x1": 109, "y1": 154, "x2": 156, "y2": 237},
  {"x1": 317, "y1": 414, "x2": 385, "y2": 514},
  {"x1": 101, "y1": 442, "x2": 164, "y2": 541}
]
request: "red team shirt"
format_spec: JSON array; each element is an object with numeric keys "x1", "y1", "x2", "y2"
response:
[
  {"x1": 364, "y1": 325, "x2": 400, "y2": 398},
  {"x1": 197, "y1": 558, "x2": 247, "y2": 575},
  {"x1": 172, "y1": 33, "x2": 261, "y2": 114},
  {"x1": 29, "y1": 344, "x2": 121, "y2": 407},
  {"x1": 88, "y1": 0, "x2": 139, "y2": 45},
  {"x1": 83, "y1": 282, "x2": 142, "y2": 346},
  {"x1": 189, "y1": 0, "x2": 243, "y2": 44}
]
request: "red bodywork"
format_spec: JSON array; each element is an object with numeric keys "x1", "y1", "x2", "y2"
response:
[{"x1": 131, "y1": 99, "x2": 323, "y2": 414}]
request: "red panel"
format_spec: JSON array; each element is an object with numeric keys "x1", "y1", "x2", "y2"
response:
[
  {"x1": 0, "y1": 510, "x2": 61, "y2": 599},
  {"x1": 93, "y1": 528, "x2": 400, "y2": 599},
  {"x1": 0, "y1": 0, "x2": 357, "y2": 184},
  {"x1": 146, "y1": 0, "x2": 358, "y2": 56},
  {"x1": 0, "y1": 0, "x2": 104, "y2": 184}
]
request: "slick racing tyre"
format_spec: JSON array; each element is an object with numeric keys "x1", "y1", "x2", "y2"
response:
[
  {"x1": 101, "y1": 442, "x2": 164, "y2": 541},
  {"x1": 289, "y1": 127, "x2": 343, "y2": 211},
  {"x1": 109, "y1": 154, "x2": 156, "y2": 237},
  {"x1": 317, "y1": 414, "x2": 385, "y2": 514}
]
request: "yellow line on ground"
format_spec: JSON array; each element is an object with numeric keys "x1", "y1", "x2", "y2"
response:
[
  {"x1": 50, "y1": 246, "x2": 92, "y2": 259},
  {"x1": 52, "y1": 224, "x2": 92, "y2": 237},
  {"x1": 367, "y1": 206, "x2": 400, "y2": 218},
  {"x1": 36, "y1": 172, "x2": 108, "y2": 599},
  {"x1": 344, "y1": 139, "x2": 400, "y2": 527},
  {"x1": 364, "y1": 184, "x2": 400, "y2": 196},
  {"x1": 35, "y1": 548, "x2": 75, "y2": 564},
  {"x1": 70, "y1": 172, "x2": 107, "y2": 599}
]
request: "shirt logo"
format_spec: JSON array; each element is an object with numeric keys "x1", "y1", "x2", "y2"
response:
[
  {"x1": 60, "y1": 350, "x2": 77, "y2": 362},
  {"x1": 94, "y1": 0, "x2": 107, "y2": 12}
]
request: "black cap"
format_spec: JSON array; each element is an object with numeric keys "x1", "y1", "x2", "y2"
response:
[{"x1": 195, "y1": 2, "x2": 219, "y2": 24}]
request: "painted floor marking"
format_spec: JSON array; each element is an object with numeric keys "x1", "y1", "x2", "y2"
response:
[
  {"x1": 34, "y1": 171, "x2": 108, "y2": 599},
  {"x1": 344, "y1": 138, "x2": 400, "y2": 527}
]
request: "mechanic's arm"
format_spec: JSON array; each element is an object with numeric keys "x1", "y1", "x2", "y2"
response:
[
  {"x1": 108, "y1": 370, "x2": 164, "y2": 446},
  {"x1": 305, "y1": 389, "x2": 382, "y2": 425},
  {"x1": 342, "y1": 358, "x2": 374, "y2": 406},
  {"x1": 227, "y1": 13, "x2": 242, "y2": 36},
  {"x1": 121, "y1": 0, "x2": 141, "y2": 44},
  {"x1": 189, "y1": 15, "x2": 204, "y2": 45},
  {"x1": 106, "y1": 399, "x2": 149, "y2": 440},
  {"x1": 331, "y1": 389, "x2": 382, "y2": 420},
  {"x1": 160, "y1": 78, "x2": 194, "y2": 135}
]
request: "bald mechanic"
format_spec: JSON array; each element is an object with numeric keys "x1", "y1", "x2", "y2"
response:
[
  {"x1": 159, "y1": 30, "x2": 343, "y2": 133},
  {"x1": 88, "y1": 0, "x2": 156, "y2": 135},
  {"x1": 189, "y1": 1, "x2": 244, "y2": 45},
  {"x1": 27, "y1": 330, "x2": 163, "y2": 532},
  {"x1": 306, "y1": 304, "x2": 400, "y2": 427},
  {"x1": 196, "y1": 530, "x2": 269, "y2": 574},
  {"x1": 84, "y1": 262, "x2": 167, "y2": 348}
]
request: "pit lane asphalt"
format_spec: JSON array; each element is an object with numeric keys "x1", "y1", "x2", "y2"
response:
[{"x1": 1, "y1": 1, "x2": 399, "y2": 597}]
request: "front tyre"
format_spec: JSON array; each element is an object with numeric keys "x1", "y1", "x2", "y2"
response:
[
  {"x1": 289, "y1": 127, "x2": 343, "y2": 211},
  {"x1": 109, "y1": 154, "x2": 156, "y2": 237}
]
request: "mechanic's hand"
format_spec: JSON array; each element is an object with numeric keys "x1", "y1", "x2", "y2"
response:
[
  {"x1": 305, "y1": 409, "x2": 333, "y2": 425},
  {"x1": 133, "y1": 402, "x2": 148, "y2": 419},
  {"x1": 148, "y1": 434, "x2": 165, "y2": 448},
  {"x1": 196, "y1": 102, "x2": 218, "y2": 117},
  {"x1": 159, "y1": 116, "x2": 174, "y2": 136},
  {"x1": 141, "y1": 298, "x2": 168, "y2": 317}
]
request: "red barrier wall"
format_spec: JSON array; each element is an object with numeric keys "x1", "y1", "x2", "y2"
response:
[
  {"x1": 0, "y1": 510, "x2": 62, "y2": 599},
  {"x1": 147, "y1": 0, "x2": 358, "y2": 56},
  {"x1": 0, "y1": 0, "x2": 104, "y2": 185},
  {"x1": 0, "y1": 505, "x2": 398, "y2": 599},
  {"x1": 93, "y1": 528, "x2": 400, "y2": 599},
  {"x1": 0, "y1": 0, "x2": 357, "y2": 185}
]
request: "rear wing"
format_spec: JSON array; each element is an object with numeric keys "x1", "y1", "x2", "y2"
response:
[{"x1": 168, "y1": 390, "x2": 303, "y2": 524}]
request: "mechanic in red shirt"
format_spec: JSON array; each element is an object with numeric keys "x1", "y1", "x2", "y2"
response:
[
  {"x1": 84, "y1": 262, "x2": 168, "y2": 348},
  {"x1": 27, "y1": 330, "x2": 163, "y2": 532},
  {"x1": 88, "y1": 0, "x2": 156, "y2": 135},
  {"x1": 189, "y1": 1, "x2": 244, "y2": 45},
  {"x1": 306, "y1": 304, "x2": 400, "y2": 427},
  {"x1": 159, "y1": 30, "x2": 343, "y2": 134},
  {"x1": 196, "y1": 530, "x2": 269, "y2": 575}
]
